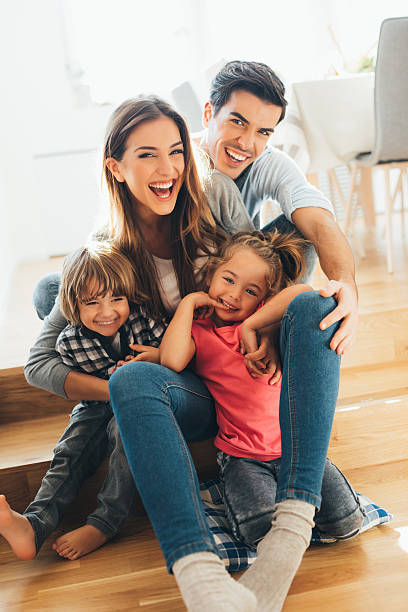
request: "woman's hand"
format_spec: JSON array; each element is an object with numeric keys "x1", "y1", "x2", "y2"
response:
[{"x1": 240, "y1": 324, "x2": 282, "y2": 385}]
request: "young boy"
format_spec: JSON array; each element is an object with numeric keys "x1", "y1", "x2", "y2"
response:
[{"x1": 0, "y1": 241, "x2": 166, "y2": 561}]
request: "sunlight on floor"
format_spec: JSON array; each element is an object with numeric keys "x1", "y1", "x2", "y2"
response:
[{"x1": 396, "y1": 526, "x2": 408, "y2": 554}]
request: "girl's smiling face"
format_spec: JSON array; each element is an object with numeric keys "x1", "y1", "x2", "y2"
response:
[
  {"x1": 107, "y1": 116, "x2": 185, "y2": 220},
  {"x1": 208, "y1": 248, "x2": 269, "y2": 326}
]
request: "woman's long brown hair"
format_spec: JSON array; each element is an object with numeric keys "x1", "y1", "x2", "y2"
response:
[{"x1": 103, "y1": 96, "x2": 224, "y2": 320}]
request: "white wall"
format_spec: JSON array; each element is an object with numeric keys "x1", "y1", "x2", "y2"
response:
[
  {"x1": 0, "y1": 0, "x2": 113, "y2": 311},
  {"x1": 2, "y1": 0, "x2": 407, "y2": 314}
]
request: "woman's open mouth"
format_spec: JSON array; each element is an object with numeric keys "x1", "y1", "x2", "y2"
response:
[{"x1": 148, "y1": 179, "x2": 176, "y2": 199}]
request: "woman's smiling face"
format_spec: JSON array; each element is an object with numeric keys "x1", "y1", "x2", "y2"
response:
[{"x1": 107, "y1": 116, "x2": 185, "y2": 219}]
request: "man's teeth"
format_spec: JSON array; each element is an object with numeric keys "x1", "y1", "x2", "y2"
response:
[{"x1": 225, "y1": 148, "x2": 247, "y2": 162}]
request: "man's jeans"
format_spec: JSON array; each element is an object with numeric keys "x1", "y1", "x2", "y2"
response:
[
  {"x1": 217, "y1": 452, "x2": 365, "y2": 549},
  {"x1": 110, "y1": 291, "x2": 344, "y2": 571},
  {"x1": 25, "y1": 402, "x2": 136, "y2": 552}
]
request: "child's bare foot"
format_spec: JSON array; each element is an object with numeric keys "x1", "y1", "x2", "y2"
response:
[
  {"x1": 52, "y1": 525, "x2": 108, "y2": 560},
  {"x1": 0, "y1": 494, "x2": 36, "y2": 560}
]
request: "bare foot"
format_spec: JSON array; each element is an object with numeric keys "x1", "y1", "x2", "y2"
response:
[
  {"x1": 0, "y1": 494, "x2": 36, "y2": 560},
  {"x1": 52, "y1": 525, "x2": 108, "y2": 560}
]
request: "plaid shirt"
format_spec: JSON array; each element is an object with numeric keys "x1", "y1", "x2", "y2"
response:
[{"x1": 56, "y1": 304, "x2": 167, "y2": 380}]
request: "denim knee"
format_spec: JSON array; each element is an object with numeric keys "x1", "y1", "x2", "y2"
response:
[
  {"x1": 33, "y1": 272, "x2": 61, "y2": 320},
  {"x1": 287, "y1": 290, "x2": 337, "y2": 326},
  {"x1": 234, "y1": 510, "x2": 274, "y2": 549}
]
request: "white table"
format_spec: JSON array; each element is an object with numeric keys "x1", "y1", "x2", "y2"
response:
[
  {"x1": 291, "y1": 74, "x2": 375, "y2": 173},
  {"x1": 271, "y1": 73, "x2": 376, "y2": 226}
]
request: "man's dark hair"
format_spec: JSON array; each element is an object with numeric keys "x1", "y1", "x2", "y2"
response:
[{"x1": 209, "y1": 61, "x2": 288, "y2": 122}]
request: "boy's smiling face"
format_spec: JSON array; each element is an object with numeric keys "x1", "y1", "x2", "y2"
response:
[
  {"x1": 208, "y1": 248, "x2": 269, "y2": 326},
  {"x1": 77, "y1": 290, "x2": 130, "y2": 339}
]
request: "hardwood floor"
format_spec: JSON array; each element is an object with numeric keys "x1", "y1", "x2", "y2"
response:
[{"x1": 1, "y1": 211, "x2": 408, "y2": 611}]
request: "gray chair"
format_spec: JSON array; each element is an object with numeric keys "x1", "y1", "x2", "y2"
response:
[
  {"x1": 346, "y1": 16, "x2": 408, "y2": 273},
  {"x1": 171, "y1": 81, "x2": 203, "y2": 133}
]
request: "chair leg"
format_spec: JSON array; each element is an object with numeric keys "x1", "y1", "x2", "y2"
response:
[
  {"x1": 345, "y1": 164, "x2": 359, "y2": 232},
  {"x1": 384, "y1": 167, "x2": 394, "y2": 274},
  {"x1": 328, "y1": 168, "x2": 347, "y2": 213}
]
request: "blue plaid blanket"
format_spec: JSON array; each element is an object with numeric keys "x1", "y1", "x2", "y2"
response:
[{"x1": 200, "y1": 478, "x2": 393, "y2": 572}]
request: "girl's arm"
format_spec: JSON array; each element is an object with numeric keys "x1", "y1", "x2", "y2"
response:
[
  {"x1": 160, "y1": 292, "x2": 220, "y2": 372},
  {"x1": 241, "y1": 284, "x2": 313, "y2": 351},
  {"x1": 24, "y1": 298, "x2": 109, "y2": 401}
]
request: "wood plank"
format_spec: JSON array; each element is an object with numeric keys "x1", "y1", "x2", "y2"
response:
[
  {"x1": 329, "y1": 398, "x2": 408, "y2": 471},
  {"x1": 340, "y1": 308, "x2": 408, "y2": 368},
  {"x1": 338, "y1": 360, "x2": 408, "y2": 401},
  {"x1": 0, "y1": 367, "x2": 73, "y2": 424}
]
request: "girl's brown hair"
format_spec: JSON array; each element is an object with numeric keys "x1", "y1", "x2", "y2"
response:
[
  {"x1": 103, "y1": 96, "x2": 224, "y2": 320},
  {"x1": 207, "y1": 229, "x2": 308, "y2": 296},
  {"x1": 59, "y1": 242, "x2": 136, "y2": 325}
]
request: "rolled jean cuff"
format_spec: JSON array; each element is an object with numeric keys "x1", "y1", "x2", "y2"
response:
[
  {"x1": 24, "y1": 513, "x2": 47, "y2": 554},
  {"x1": 317, "y1": 504, "x2": 366, "y2": 540},
  {"x1": 167, "y1": 538, "x2": 221, "y2": 574},
  {"x1": 86, "y1": 516, "x2": 117, "y2": 540},
  {"x1": 275, "y1": 488, "x2": 322, "y2": 509}
]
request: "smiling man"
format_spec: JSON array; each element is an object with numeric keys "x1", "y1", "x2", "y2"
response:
[
  {"x1": 200, "y1": 60, "x2": 358, "y2": 356},
  {"x1": 199, "y1": 61, "x2": 362, "y2": 611}
]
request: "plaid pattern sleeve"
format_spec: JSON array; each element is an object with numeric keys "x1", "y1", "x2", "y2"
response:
[
  {"x1": 127, "y1": 304, "x2": 167, "y2": 348},
  {"x1": 56, "y1": 325, "x2": 115, "y2": 376}
]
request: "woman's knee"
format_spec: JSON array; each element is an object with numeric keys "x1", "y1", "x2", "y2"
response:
[
  {"x1": 109, "y1": 361, "x2": 160, "y2": 401},
  {"x1": 287, "y1": 290, "x2": 337, "y2": 326}
]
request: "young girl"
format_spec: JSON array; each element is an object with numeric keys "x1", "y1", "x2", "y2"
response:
[
  {"x1": 0, "y1": 241, "x2": 166, "y2": 561},
  {"x1": 160, "y1": 230, "x2": 364, "y2": 557}
]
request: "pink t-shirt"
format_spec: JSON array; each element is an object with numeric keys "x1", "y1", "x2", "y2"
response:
[{"x1": 191, "y1": 319, "x2": 282, "y2": 460}]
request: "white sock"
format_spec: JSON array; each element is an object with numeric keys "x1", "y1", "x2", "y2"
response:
[
  {"x1": 239, "y1": 499, "x2": 315, "y2": 612},
  {"x1": 172, "y1": 551, "x2": 257, "y2": 612}
]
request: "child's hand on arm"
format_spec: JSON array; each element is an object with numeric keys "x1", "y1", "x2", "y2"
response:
[
  {"x1": 240, "y1": 284, "x2": 313, "y2": 383},
  {"x1": 240, "y1": 324, "x2": 282, "y2": 385},
  {"x1": 159, "y1": 292, "x2": 226, "y2": 372}
]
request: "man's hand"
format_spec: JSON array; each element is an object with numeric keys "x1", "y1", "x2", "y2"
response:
[
  {"x1": 319, "y1": 280, "x2": 358, "y2": 355},
  {"x1": 240, "y1": 325, "x2": 282, "y2": 385}
]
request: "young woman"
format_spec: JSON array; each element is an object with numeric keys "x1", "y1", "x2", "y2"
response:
[{"x1": 4, "y1": 97, "x2": 362, "y2": 612}]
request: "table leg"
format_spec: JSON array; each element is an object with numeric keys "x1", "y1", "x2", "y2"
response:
[{"x1": 358, "y1": 167, "x2": 376, "y2": 227}]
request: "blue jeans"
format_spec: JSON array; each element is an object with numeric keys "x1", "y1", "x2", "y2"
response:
[
  {"x1": 25, "y1": 402, "x2": 136, "y2": 552},
  {"x1": 217, "y1": 452, "x2": 364, "y2": 549},
  {"x1": 109, "y1": 365, "x2": 219, "y2": 571},
  {"x1": 109, "y1": 290, "x2": 342, "y2": 571},
  {"x1": 33, "y1": 272, "x2": 61, "y2": 320}
]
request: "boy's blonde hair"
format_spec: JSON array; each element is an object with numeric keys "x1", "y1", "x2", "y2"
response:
[
  {"x1": 59, "y1": 241, "x2": 136, "y2": 325},
  {"x1": 207, "y1": 229, "x2": 308, "y2": 296}
]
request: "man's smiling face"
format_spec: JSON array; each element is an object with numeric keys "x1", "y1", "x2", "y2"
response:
[{"x1": 203, "y1": 89, "x2": 283, "y2": 179}]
